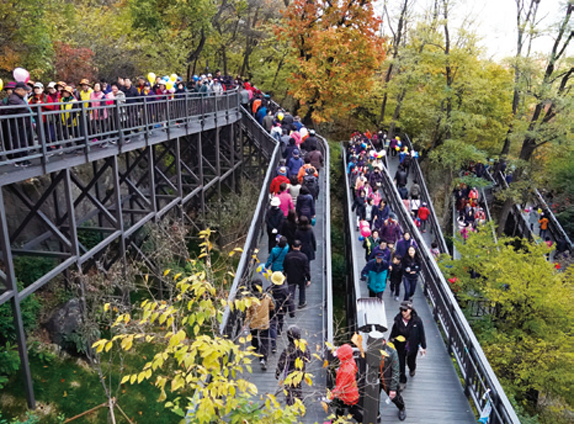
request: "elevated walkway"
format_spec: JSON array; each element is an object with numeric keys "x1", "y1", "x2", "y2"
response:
[
  {"x1": 343, "y1": 140, "x2": 520, "y2": 424},
  {"x1": 220, "y1": 109, "x2": 332, "y2": 423}
]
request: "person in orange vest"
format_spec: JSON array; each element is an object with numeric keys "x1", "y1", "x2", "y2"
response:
[
  {"x1": 297, "y1": 157, "x2": 318, "y2": 183},
  {"x1": 538, "y1": 212, "x2": 549, "y2": 239}
]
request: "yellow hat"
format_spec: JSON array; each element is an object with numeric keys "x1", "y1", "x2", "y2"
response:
[{"x1": 271, "y1": 271, "x2": 285, "y2": 285}]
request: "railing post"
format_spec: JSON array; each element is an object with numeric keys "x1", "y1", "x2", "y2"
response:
[
  {"x1": 80, "y1": 101, "x2": 90, "y2": 158},
  {"x1": 35, "y1": 105, "x2": 49, "y2": 173},
  {"x1": 142, "y1": 96, "x2": 150, "y2": 144},
  {"x1": 114, "y1": 100, "x2": 125, "y2": 148},
  {"x1": 165, "y1": 96, "x2": 171, "y2": 135}
]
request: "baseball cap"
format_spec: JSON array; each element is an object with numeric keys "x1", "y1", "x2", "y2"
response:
[
  {"x1": 270, "y1": 197, "x2": 281, "y2": 207},
  {"x1": 34, "y1": 82, "x2": 44, "y2": 89}
]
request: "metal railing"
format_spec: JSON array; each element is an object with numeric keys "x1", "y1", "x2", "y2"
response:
[
  {"x1": 534, "y1": 188, "x2": 573, "y2": 251},
  {"x1": 0, "y1": 90, "x2": 239, "y2": 170},
  {"x1": 375, "y1": 158, "x2": 520, "y2": 424},
  {"x1": 402, "y1": 134, "x2": 449, "y2": 254}
]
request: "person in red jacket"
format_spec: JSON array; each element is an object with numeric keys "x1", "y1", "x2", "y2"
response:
[
  {"x1": 417, "y1": 202, "x2": 430, "y2": 233},
  {"x1": 328, "y1": 343, "x2": 362, "y2": 421},
  {"x1": 270, "y1": 167, "x2": 290, "y2": 195}
]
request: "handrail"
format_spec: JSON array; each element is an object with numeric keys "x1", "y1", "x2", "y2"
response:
[
  {"x1": 534, "y1": 189, "x2": 573, "y2": 251},
  {"x1": 402, "y1": 134, "x2": 449, "y2": 254},
  {"x1": 341, "y1": 146, "x2": 363, "y2": 332},
  {"x1": 0, "y1": 90, "x2": 240, "y2": 170},
  {"x1": 481, "y1": 187, "x2": 498, "y2": 244},
  {"x1": 317, "y1": 133, "x2": 334, "y2": 344},
  {"x1": 373, "y1": 156, "x2": 520, "y2": 424},
  {"x1": 219, "y1": 108, "x2": 280, "y2": 337}
]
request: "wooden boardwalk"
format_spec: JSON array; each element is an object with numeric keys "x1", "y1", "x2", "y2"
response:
[
  {"x1": 348, "y1": 153, "x2": 476, "y2": 423},
  {"x1": 244, "y1": 170, "x2": 328, "y2": 424}
]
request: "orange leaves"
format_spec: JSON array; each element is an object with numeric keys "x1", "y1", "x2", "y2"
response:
[{"x1": 279, "y1": 0, "x2": 386, "y2": 122}]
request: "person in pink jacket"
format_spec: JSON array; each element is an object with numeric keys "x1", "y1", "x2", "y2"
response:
[{"x1": 277, "y1": 183, "x2": 294, "y2": 216}]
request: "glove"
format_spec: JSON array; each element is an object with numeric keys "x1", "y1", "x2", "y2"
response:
[
  {"x1": 272, "y1": 229, "x2": 278, "y2": 234},
  {"x1": 311, "y1": 217, "x2": 316, "y2": 226},
  {"x1": 360, "y1": 275, "x2": 367, "y2": 282}
]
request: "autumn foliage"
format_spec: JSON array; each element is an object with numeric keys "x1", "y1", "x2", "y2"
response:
[
  {"x1": 278, "y1": 0, "x2": 385, "y2": 123},
  {"x1": 53, "y1": 41, "x2": 97, "y2": 84}
]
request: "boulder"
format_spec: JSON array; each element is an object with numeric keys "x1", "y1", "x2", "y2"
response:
[{"x1": 45, "y1": 298, "x2": 82, "y2": 348}]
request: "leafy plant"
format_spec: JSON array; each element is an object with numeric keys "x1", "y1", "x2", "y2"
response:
[{"x1": 0, "y1": 342, "x2": 20, "y2": 389}]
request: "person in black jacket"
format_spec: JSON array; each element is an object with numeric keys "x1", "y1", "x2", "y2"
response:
[
  {"x1": 390, "y1": 301, "x2": 427, "y2": 385},
  {"x1": 2, "y1": 82, "x2": 34, "y2": 166},
  {"x1": 283, "y1": 239, "x2": 311, "y2": 308},
  {"x1": 401, "y1": 246, "x2": 421, "y2": 301},
  {"x1": 276, "y1": 325, "x2": 310, "y2": 405},
  {"x1": 294, "y1": 216, "x2": 316, "y2": 264},
  {"x1": 281, "y1": 209, "x2": 298, "y2": 248},
  {"x1": 296, "y1": 186, "x2": 315, "y2": 221},
  {"x1": 269, "y1": 271, "x2": 295, "y2": 353},
  {"x1": 394, "y1": 166, "x2": 408, "y2": 188},
  {"x1": 389, "y1": 254, "x2": 404, "y2": 301},
  {"x1": 266, "y1": 197, "x2": 284, "y2": 253}
]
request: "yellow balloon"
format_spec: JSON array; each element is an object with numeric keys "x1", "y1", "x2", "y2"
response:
[
  {"x1": 170, "y1": 73, "x2": 178, "y2": 82},
  {"x1": 166, "y1": 80, "x2": 174, "y2": 90},
  {"x1": 147, "y1": 72, "x2": 156, "y2": 85},
  {"x1": 0, "y1": 78, "x2": 3, "y2": 92}
]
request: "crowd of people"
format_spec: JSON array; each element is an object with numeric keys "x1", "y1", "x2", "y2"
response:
[
  {"x1": 0, "y1": 70, "x2": 255, "y2": 167},
  {"x1": 241, "y1": 102, "x2": 323, "y2": 384}
]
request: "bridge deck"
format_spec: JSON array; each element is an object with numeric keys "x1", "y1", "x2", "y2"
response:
[
  {"x1": 244, "y1": 171, "x2": 328, "y2": 424},
  {"x1": 348, "y1": 153, "x2": 476, "y2": 423}
]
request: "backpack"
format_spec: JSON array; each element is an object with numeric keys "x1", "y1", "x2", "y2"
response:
[{"x1": 302, "y1": 174, "x2": 319, "y2": 199}]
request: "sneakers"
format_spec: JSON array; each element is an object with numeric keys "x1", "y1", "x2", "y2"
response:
[
  {"x1": 398, "y1": 409, "x2": 406, "y2": 421},
  {"x1": 409, "y1": 369, "x2": 416, "y2": 377},
  {"x1": 298, "y1": 302, "x2": 307, "y2": 309},
  {"x1": 271, "y1": 347, "x2": 277, "y2": 354},
  {"x1": 260, "y1": 359, "x2": 267, "y2": 370},
  {"x1": 21, "y1": 160, "x2": 31, "y2": 167},
  {"x1": 394, "y1": 296, "x2": 400, "y2": 301}
]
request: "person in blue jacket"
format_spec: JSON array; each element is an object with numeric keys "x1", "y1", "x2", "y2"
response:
[
  {"x1": 360, "y1": 252, "x2": 389, "y2": 299},
  {"x1": 265, "y1": 236, "x2": 290, "y2": 272},
  {"x1": 395, "y1": 232, "x2": 418, "y2": 258}
]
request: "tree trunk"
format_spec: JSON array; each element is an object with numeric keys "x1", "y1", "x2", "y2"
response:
[
  {"x1": 497, "y1": 198, "x2": 514, "y2": 237},
  {"x1": 387, "y1": 88, "x2": 406, "y2": 139}
]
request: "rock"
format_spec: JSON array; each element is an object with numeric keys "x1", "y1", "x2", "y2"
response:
[{"x1": 45, "y1": 298, "x2": 82, "y2": 348}]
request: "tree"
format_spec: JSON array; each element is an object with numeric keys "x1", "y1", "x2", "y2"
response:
[
  {"x1": 91, "y1": 230, "x2": 312, "y2": 423},
  {"x1": 441, "y1": 230, "x2": 574, "y2": 411},
  {"x1": 278, "y1": 0, "x2": 385, "y2": 124},
  {"x1": 517, "y1": 3, "x2": 574, "y2": 162},
  {"x1": 53, "y1": 42, "x2": 96, "y2": 83}
]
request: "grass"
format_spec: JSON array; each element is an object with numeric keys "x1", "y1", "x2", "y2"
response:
[{"x1": 1, "y1": 343, "x2": 179, "y2": 423}]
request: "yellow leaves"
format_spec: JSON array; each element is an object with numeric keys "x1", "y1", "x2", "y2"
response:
[
  {"x1": 228, "y1": 247, "x2": 243, "y2": 257},
  {"x1": 351, "y1": 333, "x2": 364, "y2": 357},
  {"x1": 323, "y1": 360, "x2": 329, "y2": 368},
  {"x1": 121, "y1": 335, "x2": 134, "y2": 351},
  {"x1": 394, "y1": 335, "x2": 406, "y2": 342},
  {"x1": 163, "y1": 269, "x2": 171, "y2": 277},
  {"x1": 121, "y1": 375, "x2": 130, "y2": 385},
  {"x1": 380, "y1": 349, "x2": 389, "y2": 358},
  {"x1": 103, "y1": 303, "x2": 110, "y2": 312},
  {"x1": 387, "y1": 342, "x2": 396, "y2": 350},
  {"x1": 321, "y1": 401, "x2": 329, "y2": 413},
  {"x1": 105, "y1": 341, "x2": 113, "y2": 353}
]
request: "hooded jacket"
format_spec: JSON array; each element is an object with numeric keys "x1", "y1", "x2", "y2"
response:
[
  {"x1": 265, "y1": 206, "x2": 284, "y2": 235},
  {"x1": 332, "y1": 344, "x2": 359, "y2": 405}
]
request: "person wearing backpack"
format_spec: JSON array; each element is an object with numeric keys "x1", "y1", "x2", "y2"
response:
[
  {"x1": 275, "y1": 325, "x2": 310, "y2": 405},
  {"x1": 302, "y1": 167, "x2": 320, "y2": 200},
  {"x1": 246, "y1": 280, "x2": 275, "y2": 371}
]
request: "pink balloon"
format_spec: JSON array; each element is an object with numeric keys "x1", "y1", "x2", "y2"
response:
[
  {"x1": 361, "y1": 227, "x2": 372, "y2": 238},
  {"x1": 359, "y1": 220, "x2": 370, "y2": 228},
  {"x1": 13, "y1": 67, "x2": 30, "y2": 83}
]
